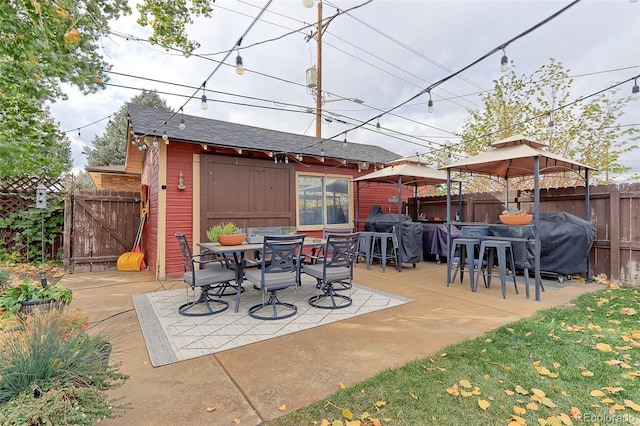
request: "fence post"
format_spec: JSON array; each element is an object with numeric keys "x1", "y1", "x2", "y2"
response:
[{"x1": 609, "y1": 185, "x2": 620, "y2": 281}]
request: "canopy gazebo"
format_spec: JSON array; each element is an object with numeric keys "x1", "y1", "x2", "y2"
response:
[
  {"x1": 440, "y1": 134, "x2": 595, "y2": 300},
  {"x1": 353, "y1": 157, "x2": 452, "y2": 271}
]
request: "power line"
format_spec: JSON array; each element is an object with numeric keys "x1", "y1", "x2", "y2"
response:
[{"x1": 315, "y1": 0, "x2": 583, "y2": 150}]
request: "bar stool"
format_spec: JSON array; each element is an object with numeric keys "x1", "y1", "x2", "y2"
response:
[
  {"x1": 448, "y1": 238, "x2": 482, "y2": 290},
  {"x1": 371, "y1": 232, "x2": 398, "y2": 273},
  {"x1": 475, "y1": 240, "x2": 518, "y2": 298},
  {"x1": 356, "y1": 231, "x2": 375, "y2": 269}
]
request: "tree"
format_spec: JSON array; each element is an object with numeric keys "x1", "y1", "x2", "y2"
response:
[
  {"x1": 136, "y1": 0, "x2": 215, "y2": 56},
  {"x1": 0, "y1": 97, "x2": 72, "y2": 180},
  {"x1": 456, "y1": 59, "x2": 638, "y2": 189},
  {"x1": 0, "y1": 0, "x2": 131, "y2": 180},
  {"x1": 84, "y1": 90, "x2": 172, "y2": 167}
]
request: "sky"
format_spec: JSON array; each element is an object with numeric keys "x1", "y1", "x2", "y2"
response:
[{"x1": 48, "y1": 0, "x2": 640, "y2": 179}]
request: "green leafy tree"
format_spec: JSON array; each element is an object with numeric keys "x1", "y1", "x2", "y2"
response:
[
  {"x1": 0, "y1": 0, "x2": 131, "y2": 179},
  {"x1": 0, "y1": 98, "x2": 72, "y2": 180},
  {"x1": 457, "y1": 59, "x2": 638, "y2": 188},
  {"x1": 136, "y1": 0, "x2": 215, "y2": 56},
  {"x1": 84, "y1": 90, "x2": 172, "y2": 167}
]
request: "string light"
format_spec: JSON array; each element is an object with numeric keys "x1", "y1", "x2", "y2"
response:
[
  {"x1": 427, "y1": 91, "x2": 434, "y2": 113},
  {"x1": 376, "y1": 119, "x2": 381, "y2": 133},
  {"x1": 200, "y1": 81, "x2": 208, "y2": 110},
  {"x1": 162, "y1": 130, "x2": 168, "y2": 141},
  {"x1": 343, "y1": 133, "x2": 347, "y2": 148},
  {"x1": 152, "y1": 133, "x2": 158, "y2": 147},
  {"x1": 632, "y1": 77, "x2": 640, "y2": 100},
  {"x1": 178, "y1": 107, "x2": 186, "y2": 130},
  {"x1": 236, "y1": 51, "x2": 245, "y2": 75},
  {"x1": 500, "y1": 48, "x2": 509, "y2": 72}
]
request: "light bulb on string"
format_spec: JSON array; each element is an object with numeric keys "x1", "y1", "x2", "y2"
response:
[
  {"x1": 632, "y1": 77, "x2": 640, "y2": 100},
  {"x1": 376, "y1": 119, "x2": 381, "y2": 133},
  {"x1": 200, "y1": 81, "x2": 208, "y2": 110},
  {"x1": 162, "y1": 130, "x2": 168, "y2": 141},
  {"x1": 427, "y1": 91, "x2": 434, "y2": 113},
  {"x1": 235, "y1": 53, "x2": 245, "y2": 75},
  {"x1": 178, "y1": 107, "x2": 186, "y2": 130},
  {"x1": 303, "y1": 0, "x2": 314, "y2": 8},
  {"x1": 343, "y1": 133, "x2": 347, "y2": 149},
  {"x1": 500, "y1": 49, "x2": 509, "y2": 72}
]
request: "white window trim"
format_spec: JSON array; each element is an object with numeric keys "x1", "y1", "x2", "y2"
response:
[{"x1": 295, "y1": 171, "x2": 354, "y2": 231}]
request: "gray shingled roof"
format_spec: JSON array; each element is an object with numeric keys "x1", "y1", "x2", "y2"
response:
[{"x1": 127, "y1": 104, "x2": 400, "y2": 165}]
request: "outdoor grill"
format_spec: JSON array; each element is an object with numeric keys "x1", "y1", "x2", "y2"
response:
[
  {"x1": 488, "y1": 212, "x2": 595, "y2": 280},
  {"x1": 364, "y1": 208, "x2": 423, "y2": 266}
]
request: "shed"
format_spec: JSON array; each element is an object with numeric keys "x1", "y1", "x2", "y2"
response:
[{"x1": 126, "y1": 104, "x2": 402, "y2": 279}]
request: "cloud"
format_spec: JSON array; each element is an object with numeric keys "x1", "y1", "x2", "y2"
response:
[{"x1": 49, "y1": 0, "x2": 640, "y2": 175}]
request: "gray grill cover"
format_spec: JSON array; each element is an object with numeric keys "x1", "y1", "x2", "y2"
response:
[
  {"x1": 488, "y1": 212, "x2": 595, "y2": 276},
  {"x1": 364, "y1": 212, "x2": 423, "y2": 264}
]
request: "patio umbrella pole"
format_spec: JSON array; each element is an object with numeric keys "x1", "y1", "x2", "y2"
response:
[
  {"x1": 446, "y1": 169, "x2": 452, "y2": 285},
  {"x1": 397, "y1": 176, "x2": 403, "y2": 272},
  {"x1": 534, "y1": 157, "x2": 541, "y2": 301}
]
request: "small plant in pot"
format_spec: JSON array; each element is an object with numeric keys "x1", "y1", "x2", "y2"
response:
[
  {"x1": 0, "y1": 278, "x2": 73, "y2": 317},
  {"x1": 206, "y1": 222, "x2": 246, "y2": 245}
]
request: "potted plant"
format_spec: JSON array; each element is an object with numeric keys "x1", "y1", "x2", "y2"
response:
[
  {"x1": 206, "y1": 222, "x2": 246, "y2": 245},
  {"x1": 0, "y1": 278, "x2": 73, "y2": 316}
]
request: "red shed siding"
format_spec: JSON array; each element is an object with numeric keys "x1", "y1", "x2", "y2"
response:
[
  {"x1": 141, "y1": 147, "x2": 159, "y2": 277},
  {"x1": 164, "y1": 144, "x2": 202, "y2": 277}
]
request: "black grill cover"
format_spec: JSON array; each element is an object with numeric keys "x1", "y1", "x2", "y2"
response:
[
  {"x1": 488, "y1": 212, "x2": 595, "y2": 276},
  {"x1": 364, "y1": 211, "x2": 423, "y2": 264}
]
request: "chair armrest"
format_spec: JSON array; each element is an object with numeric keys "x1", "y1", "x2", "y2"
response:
[{"x1": 242, "y1": 258, "x2": 259, "y2": 268}]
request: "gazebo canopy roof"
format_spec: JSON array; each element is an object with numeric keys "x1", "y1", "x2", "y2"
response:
[
  {"x1": 354, "y1": 161, "x2": 450, "y2": 186},
  {"x1": 440, "y1": 134, "x2": 594, "y2": 179}
]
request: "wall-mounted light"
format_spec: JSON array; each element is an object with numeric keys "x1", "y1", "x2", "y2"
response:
[{"x1": 178, "y1": 171, "x2": 186, "y2": 190}]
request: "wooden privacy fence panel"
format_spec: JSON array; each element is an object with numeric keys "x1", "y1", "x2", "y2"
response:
[
  {"x1": 409, "y1": 183, "x2": 640, "y2": 285},
  {"x1": 63, "y1": 190, "x2": 142, "y2": 273}
]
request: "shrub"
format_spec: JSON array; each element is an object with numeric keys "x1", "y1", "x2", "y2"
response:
[{"x1": 0, "y1": 309, "x2": 129, "y2": 425}]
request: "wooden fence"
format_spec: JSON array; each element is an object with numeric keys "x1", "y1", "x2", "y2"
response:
[
  {"x1": 63, "y1": 190, "x2": 142, "y2": 273},
  {"x1": 409, "y1": 183, "x2": 640, "y2": 285}
]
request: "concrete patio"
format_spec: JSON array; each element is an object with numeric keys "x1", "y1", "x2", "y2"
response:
[{"x1": 60, "y1": 260, "x2": 599, "y2": 426}]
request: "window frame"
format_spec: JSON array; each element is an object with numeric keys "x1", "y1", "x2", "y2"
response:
[{"x1": 295, "y1": 172, "x2": 353, "y2": 231}]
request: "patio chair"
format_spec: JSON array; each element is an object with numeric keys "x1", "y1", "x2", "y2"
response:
[
  {"x1": 174, "y1": 232, "x2": 236, "y2": 316},
  {"x1": 244, "y1": 234, "x2": 306, "y2": 320},
  {"x1": 304, "y1": 232, "x2": 359, "y2": 309}
]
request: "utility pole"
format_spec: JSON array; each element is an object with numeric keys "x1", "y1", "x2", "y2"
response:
[{"x1": 315, "y1": 0, "x2": 323, "y2": 137}]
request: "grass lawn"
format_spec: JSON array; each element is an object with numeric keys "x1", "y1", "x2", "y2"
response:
[{"x1": 265, "y1": 285, "x2": 640, "y2": 426}]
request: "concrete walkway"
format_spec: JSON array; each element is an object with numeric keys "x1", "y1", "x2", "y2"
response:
[{"x1": 60, "y1": 261, "x2": 599, "y2": 426}]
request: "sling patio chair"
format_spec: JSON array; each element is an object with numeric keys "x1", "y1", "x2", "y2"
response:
[
  {"x1": 304, "y1": 232, "x2": 359, "y2": 309},
  {"x1": 174, "y1": 232, "x2": 236, "y2": 316},
  {"x1": 244, "y1": 234, "x2": 306, "y2": 320}
]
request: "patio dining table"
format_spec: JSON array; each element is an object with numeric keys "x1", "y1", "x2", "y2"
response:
[{"x1": 199, "y1": 238, "x2": 325, "y2": 312}]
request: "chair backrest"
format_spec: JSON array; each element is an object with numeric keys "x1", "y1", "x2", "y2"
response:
[
  {"x1": 174, "y1": 232, "x2": 194, "y2": 273},
  {"x1": 257, "y1": 234, "x2": 306, "y2": 283},
  {"x1": 322, "y1": 227, "x2": 354, "y2": 239},
  {"x1": 323, "y1": 232, "x2": 359, "y2": 275}
]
